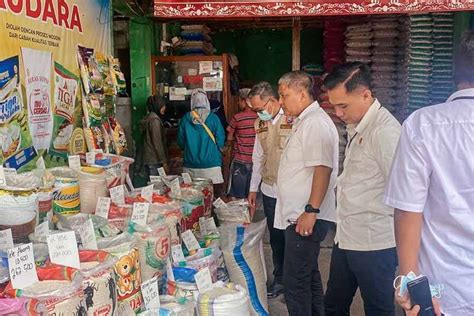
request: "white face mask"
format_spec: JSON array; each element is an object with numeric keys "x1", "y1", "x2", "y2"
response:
[{"x1": 393, "y1": 271, "x2": 444, "y2": 298}]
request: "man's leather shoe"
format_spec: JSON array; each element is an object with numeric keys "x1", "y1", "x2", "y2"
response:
[{"x1": 267, "y1": 282, "x2": 284, "y2": 299}]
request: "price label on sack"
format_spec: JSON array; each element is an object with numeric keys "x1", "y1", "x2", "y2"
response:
[
  {"x1": 68, "y1": 155, "x2": 81, "y2": 170},
  {"x1": 212, "y1": 198, "x2": 227, "y2": 209},
  {"x1": 0, "y1": 166, "x2": 6, "y2": 186},
  {"x1": 141, "y1": 184, "x2": 154, "y2": 202},
  {"x1": 200, "y1": 217, "x2": 217, "y2": 236},
  {"x1": 95, "y1": 197, "x2": 111, "y2": 219},
  {"x1": 79, "y1": 219, "x2": 98, "y2": 250},
  {"x1": 141, "y1": 276, "x2": 160, "y2": 310},
  {"x1": 8, "y1": 243, "x2": 38, "y2": 289},
  {"x1": 157, "y1": 167, "x2": 166, "y2": 177},
  {"x1": 34, "y1": 221, "x2": 50, "y2": 238},
  {"x1": 170, "y1": 178, "x2": 181, "y2": 196},
  {"x1": 47, "y1": 231, "x2": 80, "y2": 269},
  {"x1": 171, "y1": 245, "x2": 185, "y2": 263},
  {"x1": 109, "y1": 185, "x2": 125, "y2": 205},
  {"x1": 131, "y1": 202, "x2": 150, "y2": 226},
  {"x1": 182, "y1": 173, "x2": 192, "y2": 184},
  {"x1": 194, "y1": 267, "x2": 213, "y2": 293},
  {"x1": 0, "y1": 228, "x2": 14, "y2": 251},
  {"x1": 166, "y1": 257, "x2": 175, "y2": 282},
  {"x1": 181, "y1": 230, "x2": 200, "y2": 251},
  {"x1": 36, "y1": 156, "x2": 46, "y2": 170},
  {"x1": 149, "y1": 176, "x2": 161, "y2": 183},
  {"x1": 86, "y1": 152, "x2": 96, "y2": 165}
]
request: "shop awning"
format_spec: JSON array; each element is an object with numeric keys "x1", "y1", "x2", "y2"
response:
[{"x1": 154, "y1": 0, "x2": 474, "y2": 19}]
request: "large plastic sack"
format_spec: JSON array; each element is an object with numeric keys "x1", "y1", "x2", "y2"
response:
[
  {"x1": 197, "y1": 283, "x2": 251, "y2": 316},
  {"x1": 128, "y1": 220, "x2": 171, "y2": 283},
  {"x1": 148, "y1": 202, "x2": 183, "y2": 247},
  {"x1": 214, "y1": 200, "x2": 251, "y2": 225},
  {"x1": 56, "y1": 213, "x2": 121, "y2": 243},
  {"x1": 0, "y1": 264, "x2": 10, "y2": 293},
  {"x1": 0, "y1": 297, "x2": 47, "y2": 315},
  {"x1": 78, "y1": 167, "x2": 108, "y2": 214},
  {"x1": 5, "y1": 265, "x2": 86, "y2": 315},
  {"x1": 203, "y1": 234, "x2": 229, "y2": 283},
  {"x1": 178, "y1": 248, "x2": 219, "y2": 283},
  {"x1": 49, "y1": 167, "x2": 80, "y2": 216},
  {"x1": 86, "y1": 153, "x2": 133, "y2": 189},
  {"x1": 138, "y1": 295, "x2": 196, "y2": 316},
  {"x1": 191, "y1": 178, "x2": 213, "y2": 218},
  {"x1": 169, "y1": 188, "x2": 204, "y2": 233},
  {"x1": 97, "y1": 232, "x2": 143, "y2": 313},
  {"x1": 218, "y1": 220, "x2": 268, "y2": 316},
  {"x1": 79, "y1": 250, "x2": 118, "y2": 316}
]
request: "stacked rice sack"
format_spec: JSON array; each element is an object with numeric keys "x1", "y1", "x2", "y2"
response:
[
  {"x1": 345, "y1": 22, "x2": 373, "y2": 65},
  {"x1": 371, "y1": 17, "x2": 400, "y2": 113},
  {"x1": 407, "y1": 14, "x2": 434, "y2": 114},
  {"x1": 180, "y1": 25, "x2": 215, "y2": 56},
  {"x1": 430, "y1": 13, "x2": 455, "y2": 104},
  {"x1": 395, "y1": 16, "x2": 411, "y2": 122},
  {"x1": 323, "y1": 19, "x2": 346, "y2": 72}
]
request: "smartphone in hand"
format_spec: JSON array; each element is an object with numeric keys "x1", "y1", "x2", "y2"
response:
[{"x1": 407, "y1": 276, "x2": 435, "y2": 316}]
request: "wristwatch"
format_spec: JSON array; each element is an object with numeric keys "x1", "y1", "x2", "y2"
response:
[{"x1": 305, "y1": 204, "x2": 320, "y2": 214}]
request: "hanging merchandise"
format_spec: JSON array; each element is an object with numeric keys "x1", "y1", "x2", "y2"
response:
[
  {"x1": 5, "y1": 265, "x2": 86, "y2": 315},
  {"x1": 50, "y1": 62, "x2": 79, "y2": 160},
  {"x1": 197, "y1": 283, "x2": 251, "y2": 316},
  {"x1": 79, "y1": 250, "x2": 118, "y2": 316},
  {"x1": 77, "y1": 46, "x2": 104, "y2": 96},
  {"x1": 21, "y1": 48, "x2": 54, "y2": 152},
  {"x1": 49, "y1": 167, "x2": 80, "y2": 216},
  {"x1": 97, "y1": 233, "x2": 143, "y2": 313},
  {"x1": 108, "y1": 57, "x2": 127, "y2": 96},
  {"x1": 108, "y1": 117, "x2": 127, "y2": 155},
  {"x1": 218, "y1": 220, "x2": 268, "y2": 316}
]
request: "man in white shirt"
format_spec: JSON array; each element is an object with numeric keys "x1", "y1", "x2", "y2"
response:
[
  {"x1": 323, "y1": 62, "x2": 401, "y2": 316},
  {"x1": 247, "y1": 82, "x2": 293, "y2": 298},
  {"x1": 276, "y1": 71, "x2": 338, "y2": 315},
  {"x1": 384, "y1": 31, "x2": 474, "y2": 316}
]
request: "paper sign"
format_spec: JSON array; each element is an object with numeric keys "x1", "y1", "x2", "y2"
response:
[
  {"x1": 8, "y1": 243, "x2": 38, "y2": 289},
  {"x1": 157, "y1": 167, "x2": 166, "y2": 177},
  {"x1": 0, "y1": 229, "x2": 14, "y2": 251},
  {"x1": 213, "y1": 198, "x2": 227, "y2": 209},
  {"x1": 141, "y1": 185, "x2": 154, "y2": 202},
  {"x1": 174, "y1": 87, "x2": 187, "y2": 96},
  {"x1": 200, "y1": 217, "x2": 217, "y2": 236},
  {"x1": 109, "y1": 185, "x2": 125, "y2": 205},
  {"x1": 182, "y1": 173, "x2": 192, "y2": 184},
  {"x1": 170, "y1": 178, "x2": 181, "y2": 196},
  {"x1": 34, "y1": 221, "x2": 49, "y2": 238},
  {"x1": 131, "y1": 202, "x2": 150, "y2": 226},
  {"x1": 171, "y1": 244, "x2": 185, "y2": 263},
  {"x1": 86, "y1": 152, "x2": 95, "y2": 165},
  {"x1": 203, "y1": 77, "x2": 223, "y2": 92},
  {"x1": 68, "y1": 155, "x2": 81, "y2": 170},
  {"x1": 194, "y1": 267, "x2": 213, "y2": 293},
  {"x1": 79, "y1": 219, "x2": 98, "y2": 250},
  {"x1": 36, "y1": 157, "x2": 46, "y2": 170},
  {"x1": 149, "y1": 176, "x2": 161, "y2": 183},
  {"x1": 169, "y1": 92, "x2": 185, "y2": 101},
  {"x1": 199, "y1": 61, "x2": 213, "y2": 74},
  {"x1": 47, "y1": 231, "x2": 80, "y2": 269},
  {"x1": 166, "y1": 257, "x2": 175, "y2": 282},
  {"x1": 141, "y1": 276, "x2": 160, "y2": 310},
  {"x1": 95, "y1": 197, "x2": 111, "y2": 219},
  {"x1": 199, "y1": 217, "x2": 207, "y2": 236},
  {"x1": 0, "y1": 166, "x2": 5, "y2": 186},
  {"x1": 188, "y1": 68, "x2": 198, "y2": 76},
  {"x1": 181, "y1": 230, "x2": 200, "y2": 251}
]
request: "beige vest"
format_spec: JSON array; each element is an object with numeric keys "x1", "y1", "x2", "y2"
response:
[{"x1": 255, "y1": 115, "x2": 293, "y2": 186}]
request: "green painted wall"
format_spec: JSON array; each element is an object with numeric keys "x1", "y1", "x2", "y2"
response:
[{"x1": 213, "y1": 28, "x2": 323, "y2": 85}]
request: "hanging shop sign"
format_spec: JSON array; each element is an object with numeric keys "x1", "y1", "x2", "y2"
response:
[{"x1": 154, "y1": 0, "x2": 474, "y2": 18}]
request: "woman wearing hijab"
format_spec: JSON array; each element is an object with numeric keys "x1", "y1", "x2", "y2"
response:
[
  {"x1": 177, "y1": 88, "x2": 225, "y2": 185},
  {"x1": 140, "y1": 95, "x2": 168, "y2": 178}
]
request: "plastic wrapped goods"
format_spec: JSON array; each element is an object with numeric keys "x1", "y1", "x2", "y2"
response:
[
  {"x1": 97, "y1": 233, "x2": 143, "y2": 313},
  {"x1": 55, "y1": 213, "x2": 120, "y2": 243},
  {"x1": 148, "y1": 202, "x2": 183, "y2": 246},
  {"x1": 197, "y1": 283, "x2": 251, "y2": 316},
  {"x1": 49, "y1": 167, "x2": 80, "y2": 216},
  {"x1": 218, "y1": 220, "x2": 268, "y2": 316},
  {"x1": 0, "y1": 297, "x2": 47, "y2": 315},
  {"x1": 192, "y1": 178, "x2": 213, "y2": 217},
  {"x1": 214, "y1": 200, "x2": 251, "y2": 225},
  {"x1": 137, "y1": 295, "x2": 195, "y2": 316},
  {"x1": 170, "y1": 188, "x2": 205, "y2": 233},
  {"x1": 78, "y1": 167, "x2": 108, "y2": 214},
  {"x1": 79, "y1": 250, "x2": 118, "y2": 316}
]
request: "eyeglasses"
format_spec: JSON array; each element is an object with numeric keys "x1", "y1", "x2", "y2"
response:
[{"x1": 253, "y1": 98, "x2": 272, "y2": 113}]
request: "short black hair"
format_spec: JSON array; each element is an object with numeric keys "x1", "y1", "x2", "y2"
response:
[
  {"x1": 454, "y1": 31, "x2": 474, "y2": 84},
  {"x1": 323, "y1": 62, "x2": 372, "y2": 92}
]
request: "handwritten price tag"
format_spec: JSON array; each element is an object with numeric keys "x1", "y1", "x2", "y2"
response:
[
  {"x1": 149, "y1": 176, "x2": 161, "y2": 183},
  {"x1": 141, "y1": 276, "x2": 160, "y2": 310},
  {"x1": 171, "y1": 245, "x2": 185, "y2": 263},
  {"x1": 0, "y1": 229, "x2": 14, "y2": 251},
  {"x1": 181, "y1": 230, "x2": 200, "y2": 251},
  {"x1": 95, "y1": 197, "x2": 111, "y2": 219},
  {"x1": 34, "y1": 221, "x2": 50, "y2": 238},
  {"x1": 131, "y1": 203, "x2": 150, "y2": 226},
  {"x1": 0, "y1": 166, "x2": 6, "y2": 187},
  {"x1": 194, "y1": 267, "x2": 213, "y2": 293},
  {"x1": 86, "y1": 152, "x2": 96, "y2": 165},
  {"x1": 109, "y1": 185, "x2": 125, "y2": 205},
  {"x1": 79, "y1": 219, "x2": 98, "y2": 250},
  {"x1": 212, "y1": 198, "x2": 227, "y2": 209},
  {"x1": 170, "y1": 178, "x2": 181, "y2": 196},
  {"x1": 157, "y1": 167, "x2": 166, "y2": 177},
  {"x1": 68, "y1": 155, "x2": 81, "y2": 170},
  {"x1": 141, "y1": 184, "x2": 154, "y2": 202},
  {"x1": 8, "y1": 243, "x2": 38, "y2": 289},
  {"x1": 200, "y1": 217, "x2": 217, "y2": 236},
  {"x1": 182, "y1": 173, "x2": 192, "y2": 184},
  {"x1": 47, "y1": 231, "x2": 80, "y2": 269}
]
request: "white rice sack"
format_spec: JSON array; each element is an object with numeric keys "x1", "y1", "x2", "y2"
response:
[
  {"x1": 197, "y1": 283, "x2": 251, "y2": 316},
  {"x1": 218, "y1": 220, "x2": 268, "y2": 316},
  {"x1": 215, "y1": 200, "x2": 251, "y2": 224}
]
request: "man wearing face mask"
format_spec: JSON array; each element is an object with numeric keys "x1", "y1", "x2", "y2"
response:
[
  {"x1": 323, "y1": 62, "x2": 401, "y2": 316},
  {"x1": 247, "y1": 81, "x2": 292, "y2": 299}
]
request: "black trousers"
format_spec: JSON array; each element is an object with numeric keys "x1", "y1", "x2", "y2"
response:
[
  {"x1": 325, "y1": 244, "x2": 398, "y2": 316},
  {"x1": 262, "y1": 194, "x2": 285, "y2": 285},
  {"x1": 284, "y1": 220, "x2": 330, "y2": 316}
]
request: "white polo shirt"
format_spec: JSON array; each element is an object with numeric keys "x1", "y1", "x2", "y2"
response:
[
  {"x1": 384, "y1": 88, "x2": 474, "y2": 315},
  {"x1": 275, "y1": 101, "x2": 338, "y2": 230}
]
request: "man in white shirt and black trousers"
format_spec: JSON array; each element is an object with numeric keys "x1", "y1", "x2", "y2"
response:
[
  {"x1": 323, "y1": 62, "x2": 401, "y2": 316},
  {"x1": 276, "y1": 71, "x2": 339, "y2": 315}
]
